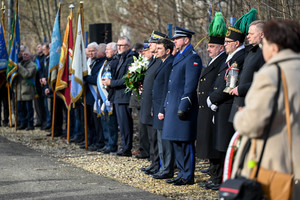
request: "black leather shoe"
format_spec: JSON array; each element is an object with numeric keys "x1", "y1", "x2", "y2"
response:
[
  {"x1": 140, "y1": 166, "x2": 151, "y2": 172},
  {"x1": 34, "y1": 123, "x2": 42, "y2": 127},
  {"x1": 88, "y1": 145, "x2": 98, "y2": 151},
  {"x1": 26, "y1": 126, "x2": 34, "y2": 131},
  {"x1": 144, "y1": 168, "x2": 159, "y2": 175},
  {"x1": 152, "y1": 173, "x2": 174, "y2": 179},
  {"x1": 204, "y1": 182, "x2": 220, "y2": 190},
  {"x1": 17, "y1": 125, "x2": 26, "y2": 130},
  {"x1": 116, "y1": 149, "x2": 132, "y2": 157},
  {"x1": 200, "y1": 168, "x2": 210, "y2": 174},
  {"x1": 97, "y1": 146, "x2": 107, "y2": 153},
  {"x1": 165, "y1": 176, "x2": 181, "y2": 184},
  {"x1": 77, "y1": 141, "x2": 86, "y2": 146},
  {"x1": 41, "y1": 125, "x2": 51, "y2": 130},
  {"x1": 198, "y1": 180, "x2": 213, "y2": 188},
  {"x1": 135, "y1": 154, "x2": 150, "y2": 159},
  {"x1": 172, "y1": 178, "x2": 194, "y2": 186},
  {"x1": 46, "y1": 133, "x2": 62, "y2": 137},
  {"x1": 102, "y1": 148, "x2": 111, "y2": 154}
]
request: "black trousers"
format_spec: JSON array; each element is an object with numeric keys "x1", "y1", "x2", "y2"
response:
[
  {"x1": 209, "y1": 152, "x2": 226, "y2": 184},
  {"x1": 138, "y1": 122, "x2": 150, "y2": 157},
  {"x1": 33, "y1": 95, "x2": 44, "y2": 126},
  {"x1": 146, "y1": 125, "x2": 159, "y2": 170},
  {"x1": 51, "y1": 95, "x2": 64, "y2": 136},
  {"x1": 114, "y1": 103, "x2": 133, "y2": 151},
  {"x1": 86, "y1": 104, "x2": 104, "y2": 147},
  {"x1": 0, "y1": 85, "x2": 9, "y2": 124}
]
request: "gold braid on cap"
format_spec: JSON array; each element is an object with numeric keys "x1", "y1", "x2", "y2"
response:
[{"x1": 227, "y1": 27, "x2": 242, "y2": 34}]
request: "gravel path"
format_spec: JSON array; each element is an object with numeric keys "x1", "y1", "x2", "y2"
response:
[{"x1": 0, "y1": 126, "x2": 218, "y2": 199}]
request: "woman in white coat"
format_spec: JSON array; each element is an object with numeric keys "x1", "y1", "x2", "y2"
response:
[{"x1": 231, "y1": 19, "x2": 300, "y2": 198}]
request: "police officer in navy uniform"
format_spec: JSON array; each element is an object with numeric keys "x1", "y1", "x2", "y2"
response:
[
  {"x1": 163, "y1": 27, "x2": 202, "y2": 186},
  {"x1": 139, "y1": 31, "x2": 167, "y2": 175}
]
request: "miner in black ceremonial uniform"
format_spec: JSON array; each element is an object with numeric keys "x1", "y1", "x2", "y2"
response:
[
  {"x1": 195, "y1": 12, "x2": 227, "y2": 186},
  {"x1": 228, "y1": 20, "x2": 265, "y2": 120},
  {"x1": 205, "y1": 9, "x2": 257, "y2": 190}
]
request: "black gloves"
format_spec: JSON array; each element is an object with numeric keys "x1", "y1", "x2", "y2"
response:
[{"x1": 177, "y1": 110, "x2": 188, "y2": 120}]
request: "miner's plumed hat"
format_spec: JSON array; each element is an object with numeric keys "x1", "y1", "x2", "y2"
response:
[
  {"x1": 226, "y1": 8, "x2": 257, "y2": 43},
  {"x1": 208, "y1": 12, "x2": 227, "y2": 45}
]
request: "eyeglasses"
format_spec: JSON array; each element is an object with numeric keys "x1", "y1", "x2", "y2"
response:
[
  {"x1": 117, "y1": 44, "x2": 128, "y2": 47},
  {"x1": 224, "y1": 40, "x2": 236, "y2": 44}
]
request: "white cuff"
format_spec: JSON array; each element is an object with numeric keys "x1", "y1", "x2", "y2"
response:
[
  {"x1": 207, "y1": 97, "x2": 212, "y2": 107},
  {"x1": 211, "y1": 104, "x2": 218, "y2": 112}
]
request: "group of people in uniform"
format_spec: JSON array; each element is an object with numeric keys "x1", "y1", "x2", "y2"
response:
[
  {"x1": 136, "y1": 9, "x2": 264, "y2": 188},
  {"x1": 4, "y1": 7, "x2": 300, "y2": 195}
]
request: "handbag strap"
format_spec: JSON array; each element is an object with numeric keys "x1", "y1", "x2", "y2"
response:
[
  {"x1": 254, "y1": 64, "x2": 282, "y2": 178},
  {"x1": 236, "y1": 65, "x2": 281, "y2": 177},
  {"x1": 281, "y1": 69, "x2": 294, "y2": 174},
  {"x1": 281, "y1": 70, "x2": 292, "y2": 149}
]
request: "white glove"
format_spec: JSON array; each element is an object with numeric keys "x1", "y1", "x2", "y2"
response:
[
  {"x1": 207, "y1": 97, "x2": 212, "y2": 108},
  {"x1": 211, "y1": 104, "x2": 218, "y2": 112},
  {"x1": 105, "y1": 100, "x2": 111, "y2": 107}
]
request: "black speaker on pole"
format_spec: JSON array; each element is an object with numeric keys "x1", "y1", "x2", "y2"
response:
[{"x1": 89, "y1": 23, "x2": 112, "y2": 44}]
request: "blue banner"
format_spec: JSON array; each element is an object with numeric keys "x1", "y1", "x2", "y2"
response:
[
  {"x1": 0, "y1": 20, "x2": 8, "y2": 72},
  {"x1": 6, "y1": 1, "x2": 20, "y2": 86},
  {"x1": 48, "y1": 8, "x2": 61, "y2": 89}
]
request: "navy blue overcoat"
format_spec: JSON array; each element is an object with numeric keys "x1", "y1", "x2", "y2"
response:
[
  {"x1": 152, "y1": 55, "x2": 174, "y2": 130},
  {"x1": 162, "y1": 45, "x2": 202, "y2": 141}
]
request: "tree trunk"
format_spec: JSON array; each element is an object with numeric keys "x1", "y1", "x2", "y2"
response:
[
  {"x1": 29, "y1": 1, "x2": 42, "y2": 43},
  {"x1": 37, "y1": 0, "x2": 46, "y2": 43}
]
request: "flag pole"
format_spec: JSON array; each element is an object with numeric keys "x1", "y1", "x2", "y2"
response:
[
  {"x1": 66, "y1": 3, "x2": 74, "y2": 143},
  {"x1": 84, "y1": 85, "x2": 88, "y2": 149},
  {"x1": 14, "y1": 80, "x2": 17, "y2": 131},
  {"x1": 14, "y1": 0, "x2": 19, "y2": 130},
  {"x1": 7, "y1": 84, "x2": 12, "y2": 127},
  {"x1": 67, "y1": 108, "x2": 70, "y2": 143},
  {"x1": 49, "y1": 3, "x2": 61, "y2": 139},
  {"x1": 51, "y1": 90, "x2": 56, "y2": 139},
  {"x1": 1, "y1": 1, "x2": 11, "y2": 127},
  {"x1": 79, "y1": 1, "x2": 88, "y2": 149}
]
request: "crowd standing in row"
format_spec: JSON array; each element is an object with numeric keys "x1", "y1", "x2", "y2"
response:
[{"x1": 1, "y1": 9, "x2": 299, "y2": 197}]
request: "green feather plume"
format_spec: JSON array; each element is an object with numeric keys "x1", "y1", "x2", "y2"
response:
[
  {"x1": 234, "y1": 8, "x2": 257, "y2": 35},
  {"x1": 208, "y1": 12, "x2": 227, "y2": 37}
]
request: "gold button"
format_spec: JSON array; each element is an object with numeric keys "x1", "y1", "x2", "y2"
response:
[
  {"x1": 202, "y1": 92, "x2": 204, "y2": 94},
  {"x1": 218, "y1": 73, "x2": 220, "y2": 76},
  {"x1": 204, "y1": 78, "x2": 206, "y2": 81},
  {"x1": 200, "y1": 79, "x2": 203, "y2": 82}
]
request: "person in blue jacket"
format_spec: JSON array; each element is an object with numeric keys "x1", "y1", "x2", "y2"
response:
[{"x1": 163, "y1": 27, "x2": 202, "y2": 186}]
